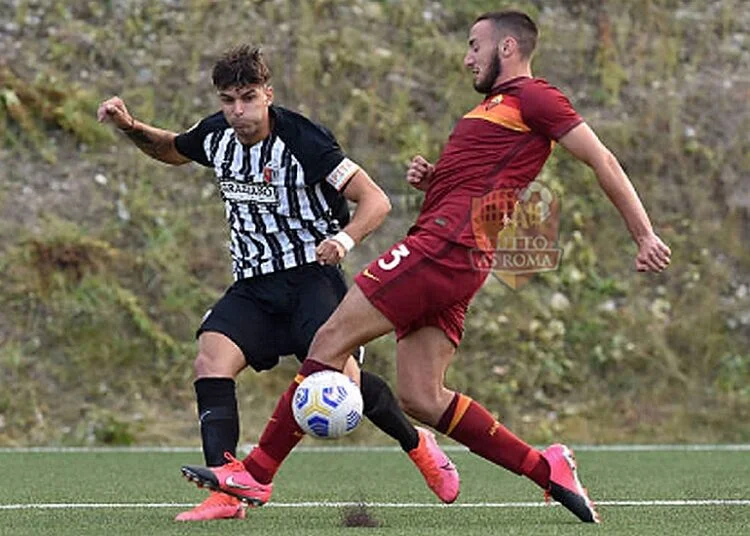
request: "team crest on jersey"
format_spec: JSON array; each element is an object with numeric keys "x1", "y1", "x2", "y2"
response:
[
  {"x1": 470, "y1": 181, "x2": 562, "y2": 289},
  {"x1": 263, "y1": 166, "x2": 275, "y2": 183},
  {"x1": 219, "y1": 180, "x2": 278, "y2": 204},
  {"x1": 465, "y1": 95, "x2": 529, "y2": 132},
  {"x1": 485, "y1": 94, "x2": 504, "y2": 111}
]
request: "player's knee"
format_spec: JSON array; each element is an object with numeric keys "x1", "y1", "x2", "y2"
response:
[
  {"x1": 308, "y1": 321, "x2": 344, "y2": 357},
  {"x1": 193, "y1": 351, "x2": 212, "y2": 377},
  {"x1": 194, "y1": 350, "x2": 240, "y2": 378},
  {"x1": 312, "y1": 319, "x2": 341, "y2": 343}
]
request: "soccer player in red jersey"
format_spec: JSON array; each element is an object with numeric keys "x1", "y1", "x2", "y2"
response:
[{"x1": 181, "y1": 11, "x2": 671, "y2": 523}]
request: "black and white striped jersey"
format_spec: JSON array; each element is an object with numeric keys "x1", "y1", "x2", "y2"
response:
[{"x1": 175, "y1": 105, "x2": 360, "y2": 280}]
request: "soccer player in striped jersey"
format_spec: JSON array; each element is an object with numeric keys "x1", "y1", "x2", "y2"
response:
[
  {"x1": 179, "y1": 12, "x2": 671, "y2": 524},
  {"x1": 97, "y1": 45, "x2": 458, "y2": 521}
]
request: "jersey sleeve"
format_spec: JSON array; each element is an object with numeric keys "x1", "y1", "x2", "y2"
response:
[
  {"x1": 520, "y1": 80, "x2": 583, "y2": 141},
  {"x1": 274, "y1": 108, "x2": 360, "y2": 190},
  {"x1": 174, "y1": 112, "x2": 226, "y2": 167}
]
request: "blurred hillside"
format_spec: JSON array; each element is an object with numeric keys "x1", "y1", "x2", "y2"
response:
[{"x1": 0, "y1": 0, "x2": 748, "y2": 446}]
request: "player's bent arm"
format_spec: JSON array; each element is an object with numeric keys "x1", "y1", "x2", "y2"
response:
[
  {"x1": 558, "y1": 123, "x2": 655, "y2": 244},
  {"x1": 122, "y1": 121, "x2": 191, "y2": 166},
  {"x1": 98, "y1": 96, "x2": 190, "y2": 166},
  {"x1": 339, "y1": 168, "x2": 392, "y2": 244}
]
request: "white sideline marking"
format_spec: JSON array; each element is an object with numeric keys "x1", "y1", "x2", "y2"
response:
[
  {"x1": 1, "y1": 500, "x2": 749, "y2": 510},
  {"x1": 1, "y1": 444, "x2": 749, "y2": 454}
]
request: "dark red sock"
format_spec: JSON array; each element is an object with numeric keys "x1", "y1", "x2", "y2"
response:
[
  {"x1": 242, "y1": 359, "x2": 339, "y2": 484},
  {"x1": 436, "y1": 393, "x2": 550, "y2": 489}
]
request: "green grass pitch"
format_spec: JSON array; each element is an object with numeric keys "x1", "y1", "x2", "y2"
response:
[{"x1": 1, "y1": 446, "x2": 748, "y2": 535}]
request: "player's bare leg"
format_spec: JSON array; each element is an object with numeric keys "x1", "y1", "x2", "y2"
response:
[
  {"x1": 305, "y1": 284, "x2": 395, "y2": 369},
  {"x1": 395, "y1": 327, "x2": 598, "y2": 522},
  {"x1": 395, "y1": 326, "x2": 458, "y2": 425},
  {"x1": 301, "y1": 289, "x2": 460, "y2": 503},
  {"x1": 392, "y1": 327, "x2": 461, "y2": 502}
]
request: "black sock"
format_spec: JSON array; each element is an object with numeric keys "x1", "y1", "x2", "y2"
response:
[
  {"x1": 194, "y1": 378, "x2": 239, "y2": 467},
  {"x1": 360, "y1": 371, "x2": 419, "y2": 452}
]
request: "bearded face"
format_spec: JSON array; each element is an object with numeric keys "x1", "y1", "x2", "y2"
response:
[
  {"x1": 472, "y1": 47, "x2": 501, "y2": 94},
  {"x1": 464, "y1": 20, "x2": 504, "y2": 95}
]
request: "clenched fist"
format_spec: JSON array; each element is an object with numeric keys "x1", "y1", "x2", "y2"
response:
[
  {"x1": 97, "y1": 96, "x2": 135, "y2": 131},
  {"x1": 316, "y1": 238, "x2": 347, "y2": 265},
  {"x1": 406, "y1": 155, "x2": 434, "y2": 192}
]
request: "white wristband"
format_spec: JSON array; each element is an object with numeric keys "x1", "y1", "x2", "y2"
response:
[{"x1": 331, "y1": 231, "x2": 355, "y2": 252}]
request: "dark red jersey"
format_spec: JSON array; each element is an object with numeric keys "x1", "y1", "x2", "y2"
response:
[{"x1": 412, "y1": 76, "x2": 582, "y2": 249}]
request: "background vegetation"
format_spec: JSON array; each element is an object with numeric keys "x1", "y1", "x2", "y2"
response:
[{"x1": 0, "y1": 0, "x2": 748, "y2": 446}]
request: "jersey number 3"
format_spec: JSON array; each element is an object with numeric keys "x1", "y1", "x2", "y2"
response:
[{"x1": 377, "y1": 244, "x2": 411, "y2": 271}]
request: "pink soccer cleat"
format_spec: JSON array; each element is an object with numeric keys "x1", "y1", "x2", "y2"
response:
[
  {"x1": 542, "y1": 443, "x2": 600, "y2": 523},
  {"x1": 181, "y1": 453, "x2": 273, "y2": 507},
  {"x1": 408, "y1": 427, "x2": 460, "y2": 503},
  {"x1": 174, "y1": 490, "x2": 246, "y2": 521}
]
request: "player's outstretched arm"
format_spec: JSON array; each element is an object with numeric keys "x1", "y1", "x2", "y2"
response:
[
  {"x1": 97, "y1": 96, "x2": 190, "y2": 166},
  {"x1": 315, "y1": 168, "x2": 391, "y2": 265},
  {"x1": 558, "y1": 123, "x2": 671, "y2": 273}
]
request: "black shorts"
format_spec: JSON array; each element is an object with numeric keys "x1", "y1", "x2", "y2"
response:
[{"x1": 197, "y1": 263, "x2": 349, "y2": 372}]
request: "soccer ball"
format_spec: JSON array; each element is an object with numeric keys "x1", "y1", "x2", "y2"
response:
[{"x1": 292, "y1": 371, "x2": 363, "y2": 439}]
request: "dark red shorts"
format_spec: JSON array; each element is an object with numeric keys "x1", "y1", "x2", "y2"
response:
[{"x1": 354, "y1": 230, "x2": 490, "y2": 346}]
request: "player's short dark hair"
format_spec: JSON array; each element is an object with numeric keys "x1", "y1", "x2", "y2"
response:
[
  {"x1": 212, "y1": 45, "x2": 271, "y2": 90},
  {"x1": 475, "y1": 11, "x2": 538, "y2": 59}
]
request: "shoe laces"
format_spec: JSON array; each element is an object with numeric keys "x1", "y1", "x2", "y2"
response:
[{"x1": 222, "y1": 452, "x2": 247, "y2": 472}]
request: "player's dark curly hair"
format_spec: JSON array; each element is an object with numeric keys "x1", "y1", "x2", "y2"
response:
[
  {"x1": 475, "y1": 11, "x2": 538, "y2": 59},
  {"x1": 212, "y1": 45, "x2": 271, "y2": 90}
]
